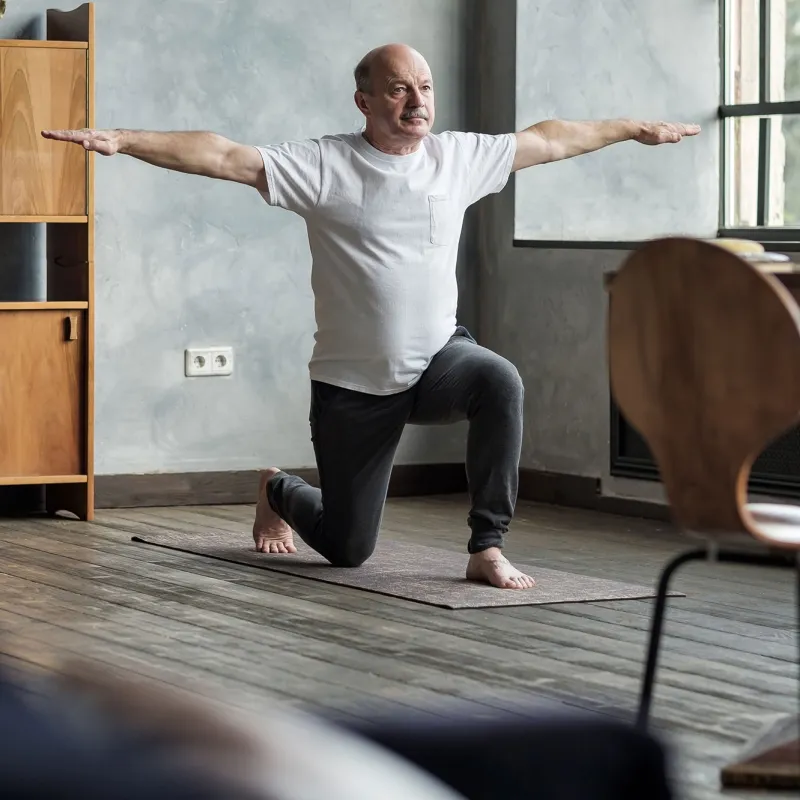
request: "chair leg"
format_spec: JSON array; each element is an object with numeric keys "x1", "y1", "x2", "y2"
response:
[
  {"x1": 636, "y1": 548, "x2": 707, "y2": 731},
  {"x1": 637, "y1": 547, "x2": 796, "y2": 732}
]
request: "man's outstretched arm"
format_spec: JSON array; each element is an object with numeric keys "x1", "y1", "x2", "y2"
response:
[
  {"x1": 40, "y1": 128, "x2": 268, "y2": 193},
  {"x1": 511, "y1": 119, "x2": 701, "y2": 172}
]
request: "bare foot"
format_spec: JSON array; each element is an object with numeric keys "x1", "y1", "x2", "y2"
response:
[
  {"x1": 466, "y1": 547, "x2": 536, "y2": 589},
  {"x1": 253, "y1": 468, "x2": 297, "y2": 554}
]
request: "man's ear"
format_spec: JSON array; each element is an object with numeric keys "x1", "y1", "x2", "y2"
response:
[{"x1": 354, "y1": 91, "x2": 370, "y2": 115}]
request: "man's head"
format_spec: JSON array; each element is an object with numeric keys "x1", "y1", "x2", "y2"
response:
[{"x1": 353, "y1": 44, "x2": 435, "y2": 152}]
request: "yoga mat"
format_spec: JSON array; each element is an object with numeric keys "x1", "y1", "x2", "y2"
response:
[{"x1": 127, "y1": 526, "x2": 682, "y2": 610}]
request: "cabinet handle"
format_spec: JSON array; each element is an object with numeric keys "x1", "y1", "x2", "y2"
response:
[{"x1": 66, "y1": 314, "x2": 79, "y2": 341}]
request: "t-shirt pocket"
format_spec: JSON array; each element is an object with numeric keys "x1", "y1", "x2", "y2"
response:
[{"x1": 428, "y1": 194, "x2": 456, "y2": 246}]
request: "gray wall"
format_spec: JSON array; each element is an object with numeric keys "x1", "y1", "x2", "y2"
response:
[
  {"x1": 476, "y1": 0, "x2": 720, "y2": 496},
  {"x1": 514, "y1": 0, "x2": 719, "y2": 241},
  {"x1": 1, "y1": 0, "x2": 476, "y2": 475}
]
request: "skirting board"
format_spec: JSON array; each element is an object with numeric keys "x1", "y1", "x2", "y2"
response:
[
  {"x1": 95, "y1": 465, "x2": 672, "y2": 521},
  {"x1": 94, "y1": 464, "x2": 469, "y2": 509}
]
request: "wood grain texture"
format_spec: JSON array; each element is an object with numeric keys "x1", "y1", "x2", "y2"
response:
[
  {"x1": 0, "y1": 216, "x2": 88, "y2": 223},
  {"x1": 0, "y1": 310, "x2": 84, "y2": 477},
  {"x1": 41, "y1": 3, "x2": 95, "y2": 521},
  {"x1": 0, "y1": 46, "x2": 86, "y2": 216},
  {"x1": 0, "y1": 475, "x2": 86, "y2": 486},
  {"x1": 0, "y1": 41, "x2": 87, "y2": 49},
  {"x1": 0, "y1": 497, "x2": 794, "y2": 800},
  {"x1": 608, "y1": 237, "x2": 800, "y2": 546},
  {"x1": 0, "y1": 302, "x2": 88, "y2": 310},
  {"x1": 84, "y1": 1, "x2": 95, "y2": 521}
]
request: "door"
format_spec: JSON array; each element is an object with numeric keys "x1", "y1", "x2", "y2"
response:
[
  {"x1": 0, "y1": 45, "x2": 87, "y2": 216},
  {"x1": 0, "y1": 310, "x2": 85, "y2": 477}
]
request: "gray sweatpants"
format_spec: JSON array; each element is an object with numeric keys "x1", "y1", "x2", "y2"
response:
[{"x1": 267, "y1": 327, "x2": 524, "y2": 566}]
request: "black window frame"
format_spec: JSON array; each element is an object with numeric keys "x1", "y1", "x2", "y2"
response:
[{"x1": 720, "y1": 0, "x2": 800, "y2": 246}]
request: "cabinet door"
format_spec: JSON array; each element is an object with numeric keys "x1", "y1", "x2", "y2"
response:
[
  {"x1": 0, "y1": 310, "x2": 85, "y2": 477},
  {"x1": 0, "y1": 46, "x2": 87, "y2": 216}
]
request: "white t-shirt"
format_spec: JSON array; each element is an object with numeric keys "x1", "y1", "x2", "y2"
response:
[{"x1": 256, "y1": 130, "x2": 517, "y2": 395}]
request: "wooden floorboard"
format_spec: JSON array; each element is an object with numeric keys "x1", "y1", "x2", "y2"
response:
[{"x1": 0, "y1": 495, "x2": 796, "y2": 800}]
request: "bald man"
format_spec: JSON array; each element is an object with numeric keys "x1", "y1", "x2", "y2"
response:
[{"x1": 43, "y1": 44, "x2": 699, "y2": 590}]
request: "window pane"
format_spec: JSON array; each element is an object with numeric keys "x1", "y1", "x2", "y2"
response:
[
  {"x1": 725, "y1": 116, "x2": 761, "y2": 227},
  {"x1": 727, "y1": 0, "x2": 761, "y2": 104},
  {"x1": 773, "y1": 0, "x2": 800, "y2": 101},
  {"x1": 768, "y1": 115, "x2": 800, "y2": 224}
]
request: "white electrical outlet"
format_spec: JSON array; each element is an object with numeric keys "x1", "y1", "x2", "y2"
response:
[{"x1": 185, "y1": 347, "x2": 234, "y2": 377}]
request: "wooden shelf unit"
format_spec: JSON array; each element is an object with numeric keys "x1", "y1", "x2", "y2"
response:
[
  {"x1": 0, "y1": 216, "x2": 89, "y2": 223},
  {"x1": 0, "y1": 4, "x2": 95, "y2": 520},
  {"x1": 0, "y1": 40, "x2": 88, "y2": 49},
  {"x1": 0, "y1": 302, "x2": 89, "y2": 310}
]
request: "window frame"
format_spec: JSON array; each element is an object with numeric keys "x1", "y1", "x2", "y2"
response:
[{"x1": 720, "y1": 0, "x2": 800, "y2": 244}]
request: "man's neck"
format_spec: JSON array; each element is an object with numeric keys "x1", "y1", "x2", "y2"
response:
[{"x1": 361, "y1": 130, "x2": 422, "y2": 156}]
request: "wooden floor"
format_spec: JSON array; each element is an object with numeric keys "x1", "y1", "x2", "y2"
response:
[{"x1": 0, "y1": 495, "x2": 796, "y2": 799}]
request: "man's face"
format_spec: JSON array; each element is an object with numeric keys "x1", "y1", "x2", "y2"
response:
[{"x1": 357, "y1": 49, "x2": 435, "y2": 146}]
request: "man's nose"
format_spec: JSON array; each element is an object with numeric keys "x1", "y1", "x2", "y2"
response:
[{"x1": 407, "y1": 87, "x2": 424, "y2": 106}]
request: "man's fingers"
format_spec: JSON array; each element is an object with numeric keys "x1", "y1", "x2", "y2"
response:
[{"x1": 42, "y1": 129, "x2": 99, "y2": 142}]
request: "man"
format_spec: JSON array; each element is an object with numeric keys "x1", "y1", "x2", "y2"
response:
[{"x1": 43, "y1": 44, "x2": 699, "y2": 590}]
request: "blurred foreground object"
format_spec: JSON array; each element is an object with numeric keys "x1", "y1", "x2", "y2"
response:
[
  {"x1": 0, "y1": 659, "x2": 464, "y2": 800},
  {"x1": 0, "y1": 657, "x2": 675, "y2": 799}
]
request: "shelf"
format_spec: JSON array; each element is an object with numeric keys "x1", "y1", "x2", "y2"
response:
[
  {"x1": 0, "y1": 40, "x2": 88, "y2": 49},
  {"x1": 0, "y1": 216, "x2": 89, "y2": 223},
  {"x1": 0, "y1": 302, "x2": 88, "y2": 310},
  {"x1": 0, "y1": 475, "x2": 87, "y2": 486}
]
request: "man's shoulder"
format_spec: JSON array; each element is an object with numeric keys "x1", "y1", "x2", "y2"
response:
[
  {"x1": 317, "y1": 131, "x2": 362, "y2": 150},
  {"x1": 424, "y1": 130, "x2": 507, "y2": 155}
]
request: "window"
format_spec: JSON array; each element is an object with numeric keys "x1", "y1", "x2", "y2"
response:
[{"x1": 722, "y1": 0, "x2": 800, "y2": 236}]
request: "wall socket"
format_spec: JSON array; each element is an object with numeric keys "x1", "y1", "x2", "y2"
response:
[{"x1": 185, "y1": 347, "x2": 234, "y2": 377}]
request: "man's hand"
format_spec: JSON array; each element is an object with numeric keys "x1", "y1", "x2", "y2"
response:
[
  {"x1": 41, "y1": 128, "x2": 121, "y2": 156},
  {"x1": 634, "y1": 122, "x2": 701, "y2": 146}
]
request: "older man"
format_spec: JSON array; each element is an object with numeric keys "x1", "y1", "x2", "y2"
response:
[{"x1": 43, "y1": 44, "x2": 699, "y2": 590}]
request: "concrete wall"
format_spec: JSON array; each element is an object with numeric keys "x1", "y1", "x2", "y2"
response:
[
  {"x1": 476, "y1": 0, "x2": 720, "y2": 499},
  {"x1": 0, "y1": 0, "x2": 476, "y2": 475},
  {"x1": 514, "y1": 0, "x2": 720, "y2": 241}
]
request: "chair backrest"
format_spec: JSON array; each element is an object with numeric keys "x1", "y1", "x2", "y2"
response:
[{"x1": 607, "y1": 237, "x2": 800, "y2": 534}]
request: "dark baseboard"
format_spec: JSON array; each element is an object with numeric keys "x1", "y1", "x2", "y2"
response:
[
  {"x1": 95, "y1": 463, "x2": 671, "y2": 521},
  {"x1": 517, "y1": 468, "x2": 671, "y2": 522},
  {"x1": 95, "y1": 463, "x2": 468, "y2": 509}
]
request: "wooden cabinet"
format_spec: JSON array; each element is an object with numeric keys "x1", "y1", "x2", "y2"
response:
[
  {"x1": 0, "y1": 44, "x2": 87, "y2": 217},
  {"x1": 0, "y1": 4, "x2": 95, "y2": 520},
  {"x1": 0, "y1": 307, "x2": 85, "y2": 477}
]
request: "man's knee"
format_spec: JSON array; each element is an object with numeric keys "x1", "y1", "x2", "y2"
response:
[
  {"x1": 477, "y1": 356, "x2": 524, "y2": 407},
  {"x1": 326, "y1": 532, "x2": 377, "y2": 568}
]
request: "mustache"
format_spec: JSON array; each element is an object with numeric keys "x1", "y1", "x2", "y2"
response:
[{"x1": 401, "y1": 108, "x2": 429, "y2": 120}]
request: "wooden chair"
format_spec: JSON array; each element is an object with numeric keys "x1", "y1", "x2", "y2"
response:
[{"x1": 606, "y1": 236, "x2": 800, "y2": 787}]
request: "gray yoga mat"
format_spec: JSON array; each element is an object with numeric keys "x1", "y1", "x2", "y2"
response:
[{"x1": 129, "y1": 527, "x2": 681, "y2": 609}]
